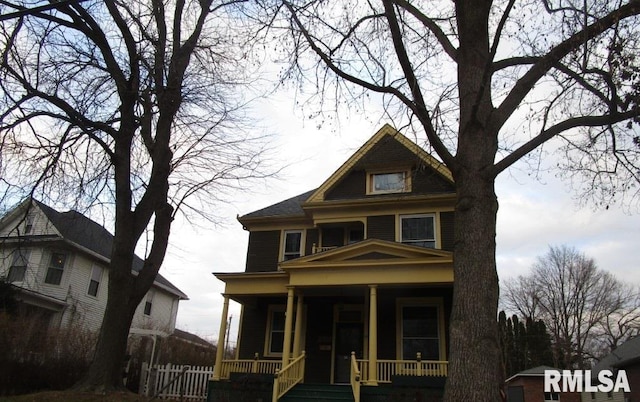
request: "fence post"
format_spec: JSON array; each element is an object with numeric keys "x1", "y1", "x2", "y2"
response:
[
  {"x1": 416, "y1": 352, "x2": 422, "y2": 376},
  {"x1": 253, "y1": 352, "x2": 259, "y2": 373},
  {"x1": 139, "y1": 362, "x2": 148, "y2": 395}
]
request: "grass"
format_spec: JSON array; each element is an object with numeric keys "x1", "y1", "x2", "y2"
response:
[{"x1": 0, "y1": 391, "x2": 180, "y2": 402}]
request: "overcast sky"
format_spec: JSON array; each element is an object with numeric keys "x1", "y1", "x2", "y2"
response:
[{"x1": 157, "y1": 90, "x2": 640, "y2": 347}]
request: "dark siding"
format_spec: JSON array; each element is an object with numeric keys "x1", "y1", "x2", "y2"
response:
[
  {"x1": 304, "y1": 299, "x2": 334, "y2": 383},
  {"x1": 322, "y1": 227, "x2": 344, "y2": 247},
  {"x1": 367, "y1": 215, "x2": 395, "y2": 242},
  {"x1": 324, "y1": 134, "x2": 455, "y2": 201},
  {"x1": 440, "y1": 211, "x2": 455, "y2": 252},
  {"x1": 305, "y1": 229, "x2": 319, "y2": 256},
  {"x1": 245, "y1": 231, "x2": 280, "y2": 272},
  {"x1": 237, "y1": 303, "x2": 268, "y2": 359}
]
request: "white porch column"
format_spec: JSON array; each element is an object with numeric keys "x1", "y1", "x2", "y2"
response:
[
  {"x1": 281, "y1": 286, "x2": 295, "y2": 366},
  {"x1": 367, "y1": 285, "x2": 378, "y2": 385},
  {"x1": 293, "y1": 292, "x2": 304, "y2": 357},
  {"x1": 212, "y1": 294, "x2": 230, "y2": 381}
]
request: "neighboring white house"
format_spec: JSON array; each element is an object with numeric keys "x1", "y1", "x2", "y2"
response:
[{"x1": 0, "y1": 198, "x2": 188, "y2": 334}]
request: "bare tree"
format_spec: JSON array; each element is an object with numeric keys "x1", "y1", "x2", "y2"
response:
[
  {"x1": 251, "y1": 1, "x2": 640, "y2": 400},
  {"x1": 503, "y1": 245, "x2": 640, "y2": 368},
  {"x1": 0, "y1": 0, "x2": 270, "y2": 392}
]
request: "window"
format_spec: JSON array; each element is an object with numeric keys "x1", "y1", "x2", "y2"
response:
[
  {"x1": 544, "y1": 392, "x2": 560, "y2": 401},
  {"x1": 144, "y1": 290, "x2": 155, "y2": 316},
  {"x1": 282, "y1": 230, "x2": 302, "y2": 261},
  {"x1": 400, "y1": 304, "x2": 441, "y2": 360},
  {"x1": 44, "y1": 252, "x2": 66, "y2": 285},
  {"x1": 8, "y1": 249, "x2": 29, "y2": 282},
  {"x1": 265, "y1": 305, "x2": 297, "y2": 356},
  {"x1": 369, "y1": 171, "x2": 409, "y2": 194},
  {"x1": 87, "y1": 266, "x2": 102, "y2": 297},
  {"x1": 24, "y1": 213, "x2": 34, "y2": 234},
  {"x1": 400, "y1": 214, "x2": 436, "y2": 248}
]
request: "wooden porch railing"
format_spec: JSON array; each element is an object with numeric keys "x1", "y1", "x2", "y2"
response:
[
  {"x1": 218, "y1": 353, "x2": 281, "y2": 379},
  {"x1": 311, "y1": 244, "x2": 337, "y2": 254},
  {"x1": 272, "y1": 351, "x2": 306, "y2": 402},
  {"x1": 350, "y1": 352, "x2": 361, "y2": 402},
  {"x1": 356, "y1": 353, "x2": 448, "y2": 383}
]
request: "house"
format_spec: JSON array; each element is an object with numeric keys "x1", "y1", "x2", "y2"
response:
[
  {"x1": 0, "y1": 198, "x2": 188, "y2": 334},
  {"x1": 209, "y1": 124, "x2": 456, "y2": 402},
  {"x1": 505, "y1": 366, "x2": 581, "y2": 402},
  {"x1": 582, "y1": 336, "x2": 640, "y2": 402}
]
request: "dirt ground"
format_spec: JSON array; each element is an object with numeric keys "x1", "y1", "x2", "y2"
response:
[{"x1": 0, "y1": 391, "x2": 178, "y2": 402}]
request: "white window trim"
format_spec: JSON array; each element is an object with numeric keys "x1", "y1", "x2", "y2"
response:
[
  {"x1": 281, "y1": 229, "x2": 305, "y2": 262},
  {"x1": 398, "y1": 213, "x2": 438, "y2": 248},
  {"x1": 367, "y1": 169, "x2": 412, "y2": 195},
  {"x1": 44, "y1": 251, "x2": 67, "y2": 286},
  {"x1": 8, "y1": 248, "x2": 30, "y2": 283},
  {"x1": 396, "y1": 297, "x2": 446, "y2": 361}
]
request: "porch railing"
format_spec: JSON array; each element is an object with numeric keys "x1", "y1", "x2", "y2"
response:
[
  {"x1": 357, "y1": 353, "x2": 448, "y2": 383},
  {"x1": 272, "y1": 351, "x2": 306, "y2": 402},
  {"x1": 218, "y1": 354, "x2": 281, "y2": 380},
  {"x1": 311, "y1": 244, "x2": 337, "y2": 254},
  {"x1": 350, "y1": 352, "x2": 361, "y2": 402}
]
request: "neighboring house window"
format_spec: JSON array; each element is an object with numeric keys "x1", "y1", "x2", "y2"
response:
[
  {"x1": 400, "y1": 214, "x2": 436, "y2": 248},
  {"x1": 398, "y1": 300, "x2": 444, "y2": 360},
  {"x1": 144, "y1": 290, "x2": 155, "y2": 316},
  {"x1": 87, "y1": 266, "x2": 102, "y2": 297},
  {"x1": 368, "y1": 171, "x2": 410, "y2": 194},
  {"x1": 24, "y1": 213, "x2": 34, "y2": 234},
  {"x1": 544, "y1": 392, "x2": 560, "y2": 401},
  {"x1": 44, "y1": 252, "x2": 66, "y2": 285},
  {"x1": 282, "y1": 230, "x2": 302, "y2": 261},
  {"x1": 265, "y1": 305, "x2": 296, "y2": 356},
  {"x1": 8, "y1": 249, "x2": 29, "y2": 282}
]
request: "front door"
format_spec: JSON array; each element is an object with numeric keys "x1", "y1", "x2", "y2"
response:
[{"x1": 333, "y1": 322, "x2": 363, "y2": 383}]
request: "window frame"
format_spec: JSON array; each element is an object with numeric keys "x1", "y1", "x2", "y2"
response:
[
  {"x1": 44, "y1": 251, "x2": 67, "y2": 285},
  {"x1": 367, "y1": 169, "x2": 411, "y2": 195},
  {"x1": 264, "y1": 305, "x2": 287, "y2": 357},
  {"x1": 281, "y1": 230, "x2": 304, "y2": 261},
  {"x1": 396, "y1": 298, "x2": 446, "y2": 361},
  {"x1": 544, "y1": 392, "x2": 560, "y2": 401},
  {"x1": 144, "y1": 289, "x2": 155, "y2": 316},
  {"x1": 87, "y1": 265, "x2": 103, "y2": 297},
  {"x1": 399, "y1": 213, "x2": 437, "y2": 249},
  {"x1": 8, "y1": 249, "x2": 30, "y2": 283}
]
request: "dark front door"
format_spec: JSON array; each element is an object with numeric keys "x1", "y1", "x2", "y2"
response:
[{"x1": 333, "y1": 322, "x2": 363, "y2": 383}]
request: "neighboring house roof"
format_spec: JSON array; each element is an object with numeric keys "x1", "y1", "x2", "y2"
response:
[
  {"x1": 591, "y1": 336, "x2": 640, "y2": 375},
  {"x1": 4, "y1": 198, "x2": 188, "y2": 300},
  {"x1": 505, "y1": 365, "x2": 560, "y2": 383},
  {"x1": 172, "y1": 328, "x2": 215, "y2": 349}
]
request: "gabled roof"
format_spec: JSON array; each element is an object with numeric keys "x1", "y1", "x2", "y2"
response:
[
  {"x1": 306, "y1": 124, "x2": 453, "y2": 204},
  {"x1": 591, "y1": 336, "x2": 640, "y2": 374},
  {"x1": 505, "y1": 365, "x2": 560, "y2": 383},
  {"x1": 3, "y1": 198, "x2": 188, "y2": 300}
]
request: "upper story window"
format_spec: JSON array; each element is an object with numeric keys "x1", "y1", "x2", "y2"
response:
[
  {"x1": 368, "y1": 170, "x2": 411, "y2": 194},
  {"x1": 400, "y1": 214, "x2": 436, "y2": 248},
  {"x1": 8, "y1": 249, "x2": 29, "y2": 282},
  {"x1": 44, "y1": 252, "x2": 66, "y2": 285},
  {"x1": 87, "y1": 265, "x2": 103, "y2": 297},
  {"x1": 282, "y1": 230, "x2": 303, "y2": 261},
  {"x1": 24, "y1": 213, "x2": 34, "y2": 234}
]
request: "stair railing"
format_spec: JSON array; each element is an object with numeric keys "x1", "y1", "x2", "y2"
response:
[
  {"x1": 272, "y1": 351, "x2": 306, "y2": 402},
  {"x1": 350, "y1": 352, "x2": 361, "y2": 402}
]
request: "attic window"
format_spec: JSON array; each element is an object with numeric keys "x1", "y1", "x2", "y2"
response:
[{"x1": 368, "y1": 171, "x2": 410, "y2": 194}]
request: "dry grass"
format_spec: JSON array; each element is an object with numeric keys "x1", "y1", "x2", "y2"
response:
[{"x1": 0, "y1": 391, "x2": 179, "y2": 402}]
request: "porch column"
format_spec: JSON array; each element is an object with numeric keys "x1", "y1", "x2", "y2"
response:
[
  {"x1": 281, "y1": 286, "x2": 295, "y2": 366},
  {"x1": 212, "y1": 294, "x2": 230, "y2": 381},
  {"x1": 367, "y1": 285, "x2": 378, "y2": 385},
  {"x1": 293, "y1": 292, "x2": 304, "y2": 357}
]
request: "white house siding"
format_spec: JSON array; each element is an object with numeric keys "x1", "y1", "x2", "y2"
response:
[{"x1": 131, "y1": 288, "x2": 178, "y2": 333}]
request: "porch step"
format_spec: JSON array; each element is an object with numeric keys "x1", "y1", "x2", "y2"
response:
[{"x1": 280, "y1": 383, "x2": 354, "y2": 402}]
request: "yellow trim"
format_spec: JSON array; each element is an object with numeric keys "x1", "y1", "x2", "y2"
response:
[
  {"x1": 396, "y1": 212, "x2": 440, "y2": 249},
  {"x1": 215, "y1": 271, "x2": 289, "y2": 295},
  {"x1": 263, "y1": 303, "x2": 307, "y2": 358},
  {"x1": 306, "y1": 124, "x2": 453, "y2": 204},
  {"x1": 279, "y1": 229, "x2": 306, "y2": 262},
  {"x1": 395, "y1": 297, "x2": 447, "y2": 361},
  {"x1": 264, "y1": 305, "x2": 286, "y2": 357}
]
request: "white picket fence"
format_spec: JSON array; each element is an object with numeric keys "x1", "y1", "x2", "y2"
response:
[{"x1": 144, "y1": 363, "x2": 213, "y2": 401}]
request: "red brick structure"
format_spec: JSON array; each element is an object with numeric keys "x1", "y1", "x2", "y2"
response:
[{"x1": 505, "y1": 366, "x2": 581, "y2": 402}]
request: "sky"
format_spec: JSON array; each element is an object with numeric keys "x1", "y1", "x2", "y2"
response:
[{"x1": 156, "y1": 90, "x2": 640, "y2": 347}]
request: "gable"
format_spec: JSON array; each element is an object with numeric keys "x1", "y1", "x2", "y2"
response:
[{"x1": 307, "y1": 124, "x2": 454, "y2": 204}]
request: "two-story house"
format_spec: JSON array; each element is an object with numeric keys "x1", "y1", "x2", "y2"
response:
[
  {"x1": 0, "y1": 198, "x2": 188, "y2": 334},
  {"x1": 209, "y1": 124, "x2": 456, "y2": 402}
]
